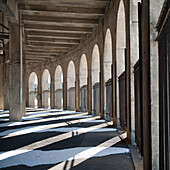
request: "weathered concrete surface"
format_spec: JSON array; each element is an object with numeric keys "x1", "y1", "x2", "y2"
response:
[
  {"x1": 9, "y1": 22, "x2": 26, "y2": 121},
  {"x1": 55, "y1": 89, "x2": 63, "y2": 109},
  {"x1": 0, "y1": 63, "x2": 4, "y2": 110},
  {"x1": 67, "y1": 87, "x2": 75, "y2": 111},
  {"x1": 80, "y1": 85, "x2": 87, "y2": 112}
]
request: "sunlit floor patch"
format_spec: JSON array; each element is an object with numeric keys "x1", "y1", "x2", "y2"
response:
[{"x1": 0, "y1": 147, "x2": 129, "y2": 169}]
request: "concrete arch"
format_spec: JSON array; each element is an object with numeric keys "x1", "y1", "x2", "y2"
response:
[
  {"x1": 116, "y1": 0, "x2": 126, "y2": 128},
  {"x1": 67, "y1": 60, "x2": 76, "y2": 110},
  {"x1": 28, "y1": 72, "x2": 38, "y2": 108},
  {"x1": 79, "y1": 54, "x2": 88, "y2": 112},
  {"x1": 91, "y1": 44, "x2": 100, "y2": 115},
  {"x1": 103, "y1": 28, "x2": 112, "y2": 120},
  {"x1": 54, "y1": 65, "x2": 63, "y2": 109},
  {"x1": 42, "y1": 69, "x2": 51, "y2": 108}
]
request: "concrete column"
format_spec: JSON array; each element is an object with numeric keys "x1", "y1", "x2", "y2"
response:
[
  {"x1": 100, "y1": 69, "x2": 104, "y2": 118},
  {"x1": 50, "y1": 74, "x2": 55, "y2": 109},
  {"x1": 38, "y1": 70, "x2": 42, "y2": 108},
  {"x1": 75, "y1": 75, "x2": 80, "y2": 112},
  {"x1": 130, "y1": 0, "x2": 140, "y2": 145},
  {"x1": 63, "y1": 73, "x2": 67, "y2": 110},
  {"x1": 0, "y1": 63, "x2": 4, "y2": 110},
  {"x1": 26, "y1": 76, "x2": 29, "y2": 107},
  {"x1": 88, "y1": 72, "x2": 92, "y2": 115},
  {"x1": 9, "y1": 22, "x2": 25, "y2": 121},
  {"x1": 3, "y1": 43, "x2": 9, "y2": 110},
  {"x1": 141, "y1": 0, "x2": 163, "y2": 169},
  {"x1": 149, "y1": 0, "x2": 164, "y2": 169},
  {"x1": 112, "y1": 48, "x2": 117, "y2": 125},
  {"x1": 22, "y1": 36, "x2": 26, "y2": 116},
  {"x1": 141, "y1": 1, "x2": 151, "y2": 169}
]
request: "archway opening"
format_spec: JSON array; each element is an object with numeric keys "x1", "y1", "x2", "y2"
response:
[
  {"x1": 91, "y1": 44, "x2": 100, "y2": 116},
  {"x1": 42, "y1": 69, "x2": 51, "y2": 108},
  {"x1": 54, "y1": 65, "x2": 63, "y2": 109},
  {"x1": 116, "y1": 0, "x2": 126, "y2": 129},
  {"x1": 103, "y1": 28, "x2": 112, "y2": 120},
  {"x1": 79, "y1": 54, "x2": 88, "y2": 112},
  {"x1": 28, "y1": 72, "x2": 38, "y2": 108},
  {"x1": 67, "y1": 61, "x2": 76, "y2": 110}
]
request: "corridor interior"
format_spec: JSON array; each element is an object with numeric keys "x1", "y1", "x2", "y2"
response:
[
  {"x1": 0, "y1": 0, "x2": 169, "y2": 169},
  {"x1": 0, "y1": 109, "x2": 134, "y2": 169}
]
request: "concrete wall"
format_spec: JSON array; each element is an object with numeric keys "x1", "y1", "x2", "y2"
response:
[
  {"x1": 67, "y1": 87, "x2": 75, "y2": 111},
  {"x1": 80, "y1": 85, "x2": 87, "y2": 112},
  {"x1": 42, "y1": 90, "x2": 50, "y2": 108},
  {"x1": 55, "y1": 89, "x2": 63, "y2": 109},
  {"x1": 29, "y1": 91, "x2": 38, "y2": 108},
  {"x1": 93, "y1": 83, "x2": 100, "y2": 116},
  {"x1": 105, "y1": 78, "x2": 112, "y2": 121},
  {"x1": 0, "y1": 63, "x2": 4, "y2": 110}
]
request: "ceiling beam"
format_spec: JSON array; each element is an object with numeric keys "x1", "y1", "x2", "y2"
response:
[
  {"x1": 18, "y1": 4, "x2": 105, "y2": 15},
  {"x1": 28, "y1": 41, "x2": 75, "y2": 47},
  {"x1": 21, "y1": 10, "x2": 103, "y2": 19},
  {"x1": 22, "y1": 15, "x2": 99, "y2": 24},
  {"x1": 24, "y1": 24, "x2": 93, "y2": 33},
  {"x1": 23, "y1": 20, "x2": 98, "y2": 28},
  {"x1": 26, "y1": 31, "x2": 86, "y2": 39},
  {"x1": 27, "y1": 38, "x2": 80, "y2": 44},
  {"x1": 25, "y1": 45, "x2": 68, "y2": 51},
  {"x1": 26, "y1": 52, "x2": 61, "y2": 56},
  {"x1": 26, "y1": 55, "x2": 57, "y2": 59},
  {"x1": 18, "y1": 0, "x2": 110, "y2": 8},
  {"x1": 26, "y1": 58, "x2": 45, "y2": 61},
  {"x1": 26, "y1": 49, "x2": 62, "y2": 54}
]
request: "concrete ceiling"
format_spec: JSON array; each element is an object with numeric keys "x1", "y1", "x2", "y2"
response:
[{"x1": 17, "y1": 0, "x2": 112, "y2": 64}]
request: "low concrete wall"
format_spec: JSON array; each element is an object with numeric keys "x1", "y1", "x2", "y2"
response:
[
  {"x1": 80, "y1": 85, "x2": 87, "y2": 112},
  {"x1": 67, "y1": 87, "x2": 75, "y2": 111},
  {"x1": 55, "y1": 89, "x2": 63, "y2": 109},
  {"x1": 93, "y1": 83, "x2": 100, "y2": 116},
  {"x1": 42, "y1": 90, "x2": 50, "y2": 108}
]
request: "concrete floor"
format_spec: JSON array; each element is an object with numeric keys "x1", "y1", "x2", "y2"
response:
[{"x1": 0, "y1": 109, "x2": 134, "y2": 170}]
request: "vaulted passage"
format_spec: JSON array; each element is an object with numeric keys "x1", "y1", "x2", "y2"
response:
[{"x1": 0, "y1": 0, "x2": 169, "y2": 169}]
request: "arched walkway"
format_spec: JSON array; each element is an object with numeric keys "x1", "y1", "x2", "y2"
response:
[
  {"x1": 28, "y1": 72, "x2": 38, "y2": 108},
  {"x1": 42, "y1": 69, "x2": 51, "y2": 108},
  {"x1": 103, "y1": 29, "x2": 112, "y2": 120},
  {"x1": 67, "y1": 61, "x2": 76, "y2": 110},
  {"x1": 54, "y1": 65, "x2": 63, "y2": 109},
  {"x1": 79, "y1": 54, "x2": 88, "y2": 112},
  {"x1": 116, "y1": 0, "x2": 126, "y2": 129},
  {"x1": 91, "y1": 44, "x2": 100, "y2": 116}
]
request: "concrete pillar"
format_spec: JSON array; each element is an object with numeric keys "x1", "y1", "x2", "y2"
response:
[
  {"x1": 112, "y1": 42, "x2": 117, "y2": 126},
  {"x1": 50, "y1": 74, "x2": 55, "y2": 109},
  {"x1": 63, "y1": 73, "x2": 67, "y2": 110},
  {"x1": 141, "y1": 0, "x2": 164, "y2": 169},
  {"x1": 100, "y1": 70, "x2": 104, "y2": 118},
  {"x1": 3, "y1": 43, "x2": 9, "y2": 110},
  {"x1": 38, "y1": 70, "x2": 42, "y2": 108},
  {"x1": 149, "y1": 0, "x2": 164, "y2": 169},
  {"x1": 141, "y1": 1, "x2": 152, "y2": 167},
  {"x1": 22, "y1": 37, "x2": 26, "y2": 116},
  {"x1": 26, "y1": 76, "x2": 29, "y2": 107},
  {"x1": 75, "y1": 75, "x2": 80, "y2": 112},
  {"x1": 130, "y1": 0, "x2": 140, "y2": 145},
  {"x1": 0, "y1": 63, "x2": 4, "y2": 110},
  {"x1": 88, "y1": 72, "x2": 92, "y2": 114},
  {"x1": 9, "y1": 22, "x2": 25, "y2": 121}
]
